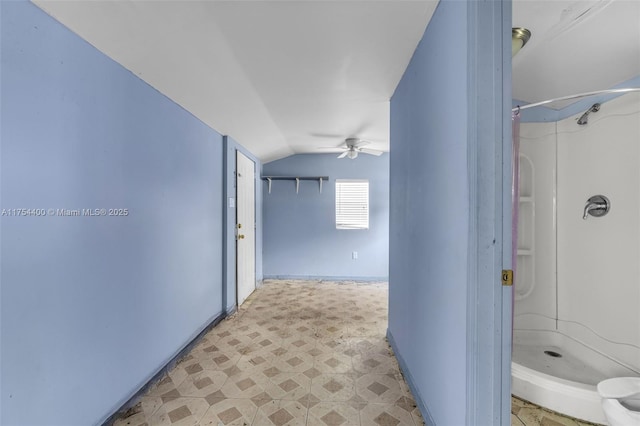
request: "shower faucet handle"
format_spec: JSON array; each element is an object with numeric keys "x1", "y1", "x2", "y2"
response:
[{"x1": 583, "y1": 195, "x2": 610, "y2": 220}]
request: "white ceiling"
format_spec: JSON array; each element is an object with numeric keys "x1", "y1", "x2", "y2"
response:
[
  {"x1": 513, "y1": 0, "x2": 640, "y2": 109},
  {"x1": 32, "y1": 1, "x2": 640, "y2": 161},
  {"x1": 33, "y1": 0, "x2": 438, "y2": 162}
]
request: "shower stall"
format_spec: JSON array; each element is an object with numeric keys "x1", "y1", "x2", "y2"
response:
[{"x1": 511, "y1": 90, "x2": 640, "y2": 424}]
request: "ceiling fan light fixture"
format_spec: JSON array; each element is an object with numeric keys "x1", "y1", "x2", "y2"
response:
[
  {"x1": 347, "y1": 150, "x2": 358, "y2": 159},
  {"x1": 512, "y1": 27, "x2": 531, "y2": 57}
]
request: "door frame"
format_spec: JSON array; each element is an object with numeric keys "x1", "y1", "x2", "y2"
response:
[
  {"x1": 235, "y1": 150, "x2": 256, "y2": 307},
  {"x1": 222, "y1": 136, "x2": 260, "y2": 315},
  {"x1": 465, "y1": 1, "x2": 512, "y2": 424}
]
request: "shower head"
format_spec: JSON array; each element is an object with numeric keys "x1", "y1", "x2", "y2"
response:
[{"x1": 577, "y1": 103, "x2": 601, "y2": 125}]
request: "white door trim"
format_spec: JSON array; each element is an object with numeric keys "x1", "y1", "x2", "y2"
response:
[{"x1": 236, "y1": 150, "x2": 256, "y2": 306}]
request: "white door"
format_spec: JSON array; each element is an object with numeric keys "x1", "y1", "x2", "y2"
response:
[{"x1": 236, "y1": 151, "x2": 256, "y2": 306}]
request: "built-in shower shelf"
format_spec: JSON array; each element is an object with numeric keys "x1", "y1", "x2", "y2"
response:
[{"x1": 516, "y1": 153, "x2": 535, "y2": 301}]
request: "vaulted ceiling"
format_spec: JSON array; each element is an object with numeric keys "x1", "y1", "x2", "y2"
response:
[
  {"x1": 33, "y1": 0, "x2": 639, "y2": 162},
  {"x1": 33, "y1": 0, "x2": 437, "y2": 162}
]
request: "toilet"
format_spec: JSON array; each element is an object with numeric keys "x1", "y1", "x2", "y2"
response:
[{"x1": 597, "y1": 377, "x2": 640, "y2": 425}]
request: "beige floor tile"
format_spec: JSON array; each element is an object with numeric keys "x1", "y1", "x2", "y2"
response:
[
  {"x1": 113, "y1": 397, "x2": 163, "y2": 426},
  {"x1": 512, "y1": 396, "x2": 539, "y2": 410},
  {"x1": 512, "y1": 413, "x2": 526, "y2": 426},
  {"x1": 198, "y1": 351, "x2": 243, "y2": 372},
  {"x1": 353, "y1": 353, "x2": 399, "y2": 375},
  {"x1": 210, "y1": 335, "x2": 254, "y2": 358},
  {"x1": 271, "y1": 351, "x2": 316, "y2": 374},
  {"x1": 199, "y1": 398, "x2": 258, "y2": 426},
  {"x1": 307, "y1": 401, "x2": 360, "y2": 426},
  {"x1": 393, "y1": 395, "x2": 420, "y2": 420},
  {"x1": 147, "y1": 374, "x2": 185, "y2": 398},
  {"x1": 359, "y1": 403, "x2": 416, "y2": 426},
  {"x1": 310, "y1": 374, "x2": 358, "y2": 402},
  {"x1": 511, "y1": 397, "x2": 604, "y2": 426},
  {"x1": 355, "y1": 374, "x2": 404, "y2": 404},
  {"x1": 515, "y1": 407, "x2": 581, "y2": 426},
  {"x1": 348, "y1": 323, "x2": 386, "y2": 338},
  {"x1": 235, "y1": 352, "x2": 278, "y2": 376},
  {"x1": 190, "y1": 335, "x2": 220, "y2": 354},
  {"x1": 411, "y1": 407, "x2": 425, "y2": 426},
  {"x1": 263, "y1": 372, "x2": 312, "y2": 401},
  {"x1": 281, "y1": 335, "x2": 317, "y2": 352},
  {"x1": 110, "y1": 281, "x2": 435, "y2": 426},
  {"x1": 315, "y1": 338, "x2": 353, "y2": 358},
  {"x1": 175, "y1": 370, "x2": 227, "y2": 398},
  {"x1": 313, "y1": 352, "x2": 354, "y2": 375},
  {"x1": 252, "y1": 399, "x2": 308, "y2": 426},
  {"x1": 344, "y1": 337, "x2": 378, "y2": 353},
  {"x1": 146, "y1": 397, "x2": 210, "y2": 426},
  {"x1": 219, "y1": 370, "x2": 271, "y2": 399}
]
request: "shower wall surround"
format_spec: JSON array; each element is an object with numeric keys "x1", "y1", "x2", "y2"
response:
[
  {"x1": 516, "y1": 121, "x2": 556, "y2": 330},
  {"x1": 515, "y1": 93, "x2": 640, "y2": 372}
]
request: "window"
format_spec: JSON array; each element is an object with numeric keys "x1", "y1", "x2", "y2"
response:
[{"x1": 335, "y1": 179, "x2": 369, "y2": 229}]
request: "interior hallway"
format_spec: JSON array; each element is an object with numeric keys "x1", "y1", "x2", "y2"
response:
[{"x1": 114, "y1": 280, "x2": 424, "y2": 426}]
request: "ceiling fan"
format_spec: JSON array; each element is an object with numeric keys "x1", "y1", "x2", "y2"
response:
[{"x1": 319, "y1": 138, "x2": 384, "y2": 159}]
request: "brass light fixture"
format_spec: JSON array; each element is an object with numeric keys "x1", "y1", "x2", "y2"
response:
[{"x1": 512, "y1": 27, "x2": 531, "y2": 57}]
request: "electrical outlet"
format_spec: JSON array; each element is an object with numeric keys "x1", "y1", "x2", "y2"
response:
[{"x1": 352, "y1": 251, "x2": 358, "y2": 260}]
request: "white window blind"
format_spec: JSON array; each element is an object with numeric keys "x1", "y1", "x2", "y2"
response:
[{"x1": 335, "y1": 179, "x2": 369, "y2": 229}]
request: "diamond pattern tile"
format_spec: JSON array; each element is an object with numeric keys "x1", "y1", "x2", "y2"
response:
[
  {"x1": 374, "y1": 411, "x2": 401, "y2": 426},
  {"x1": 167, "y1": 405, "x2": 191, "y2": 423},
  {"x1": 109, "y1": 280, "x2": 436, "y2": 426},
  {"x1": 323, "y1": 379, "x2": 344, "y2": 393},
  {"x1": 321, "y1": 410, "x2": 346, "y2": 425},
  {"x1": 268, "y1": 407, "x2": 294, "y2": 425},
  {"x1": 368, "y1": 381, "x2": 389, "y2": 396}
]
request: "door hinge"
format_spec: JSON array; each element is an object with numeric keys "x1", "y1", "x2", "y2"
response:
[{"x1": 501, "y1": 269, "x2": 513, "y2": 286}]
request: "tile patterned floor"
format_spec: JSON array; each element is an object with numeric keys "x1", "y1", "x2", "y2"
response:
[
  {"x1": 511, "y1": 396, "x2": 603, "y2": 426},
  {"x1": 114, "y1": 279, "x2": 424, "y2": 426}
]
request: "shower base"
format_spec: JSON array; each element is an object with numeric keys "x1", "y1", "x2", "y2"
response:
[{"x1": 511, "y1": 329, "x2": 639, "y2": 424}]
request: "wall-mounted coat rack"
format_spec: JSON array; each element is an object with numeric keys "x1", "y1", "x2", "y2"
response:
[{"x1": 262, "y1": 176, "x2": 329, "y2": 194}]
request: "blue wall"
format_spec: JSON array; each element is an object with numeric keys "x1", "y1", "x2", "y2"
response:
[
  {"x1": 1, "y1": 2, "x2": 228, "y2": 424},
  {"x1": 388, "y1": 1, "x2": 469, "y2": 424},
  {"x1": 388, "y1": 0, "x2": 512, "y2": 423},
  {"x1": 263, "y1": 153, "x2": 389, "y2": 280}
]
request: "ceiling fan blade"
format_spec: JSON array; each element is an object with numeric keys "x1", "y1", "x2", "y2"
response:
[
  {"x1": 337, "y1": 151, "x2": 349, "y2": 159},
  {"x1": 310, "y1": 132, "x2": 344, "y2": 139},
  {"x1": 359, "y1": 148, "x2": 384, "y2": 156}
]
